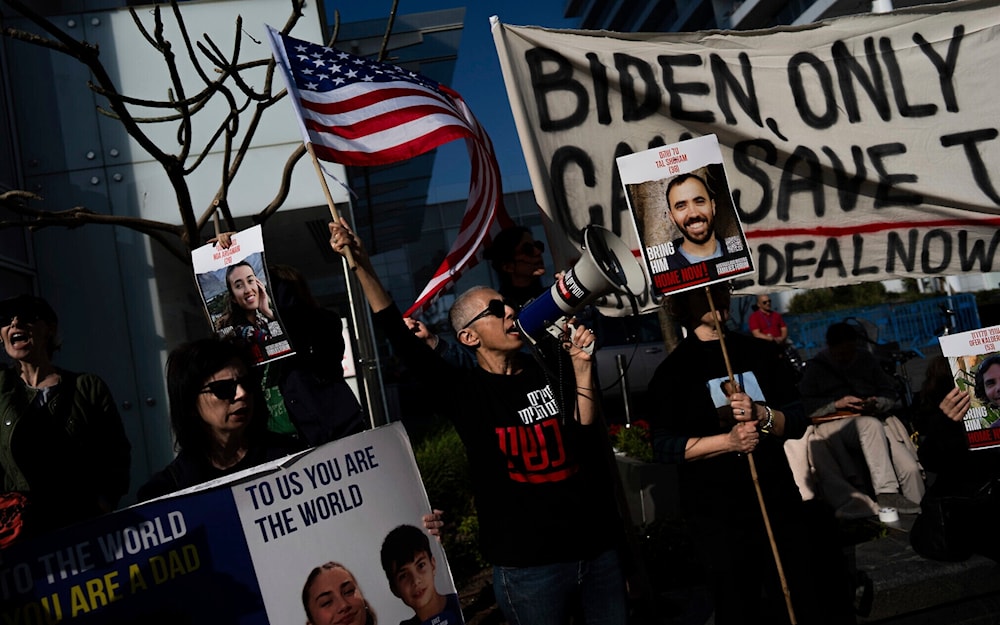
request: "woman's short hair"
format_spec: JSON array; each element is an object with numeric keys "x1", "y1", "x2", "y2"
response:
[
  {"x1": 449, "y1": 286, "x2": 493, "y2": 333},
  {"x1": 165, "y1": 337, "x2": 264, "y2": 454},
  {"x1": 825, "y1": 322, "x2": 861, "y2": 347},
  {"x1": 918, "y1": 355, "x2": 954, "y2": 409},
  {"x1": 974, "y1": 354, "x2": 1000, "y2": 405}
]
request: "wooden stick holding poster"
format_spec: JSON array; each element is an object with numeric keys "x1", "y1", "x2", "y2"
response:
[
  {"x1": 617, "y1": 134, "x2": 754, "y2": 298},
  {"x1": 938, "y1": 325, "x2": 1000, "y2": 450},
  {"x1": 192, "y1": 224, "x2": 294, "y2": 366},
  {"x1": 705, "y1": 286, "x2": 796, "y2": 624}
]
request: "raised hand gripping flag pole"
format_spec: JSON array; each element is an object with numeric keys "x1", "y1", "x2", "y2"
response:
[{"x1": 266, "y1": 26, "x2": 512, "y2": 315}]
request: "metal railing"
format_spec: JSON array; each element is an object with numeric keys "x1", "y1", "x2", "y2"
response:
[{"x1": 783, "y1": 294, "x2": 981, "y2": 361}]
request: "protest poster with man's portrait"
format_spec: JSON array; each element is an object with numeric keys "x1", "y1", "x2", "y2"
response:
[
  {"x1": 939, "y1": 325, "x2": 1000, "y2": 450},
  {"x1": 618, "y1": 134, "x2": 754, "y2": 297}
]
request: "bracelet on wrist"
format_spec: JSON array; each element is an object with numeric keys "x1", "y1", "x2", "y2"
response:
[{"x1": 758, "y1": 405, "x2": 774, "y2": 434}]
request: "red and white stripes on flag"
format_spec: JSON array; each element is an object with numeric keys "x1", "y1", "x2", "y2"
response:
[{"x1": 266, "y1": 26, "x2": 512, "y2": 315}]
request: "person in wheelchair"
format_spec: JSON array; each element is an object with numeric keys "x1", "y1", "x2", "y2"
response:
[{"x1": 797, "y1": 322, "x2": 925, "y2": 516}]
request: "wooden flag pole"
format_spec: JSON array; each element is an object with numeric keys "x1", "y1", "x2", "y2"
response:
[
  {"x1": 212, "y1": 209, "x2": 221, "y2": 241},
  {"x1": 307, "y1": 143, "x2": 357, "y2": 271},
  {"x1": 705, "y1": 286, "x2": 797, "y2": 624}
]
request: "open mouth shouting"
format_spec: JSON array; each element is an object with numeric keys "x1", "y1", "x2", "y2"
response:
[{"x1": 7, "y1": 331, "x2": 31, "y2": 349}]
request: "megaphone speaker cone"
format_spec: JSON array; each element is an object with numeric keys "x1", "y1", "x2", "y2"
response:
[{"x1": 516, "y1": 226, "x2": 647, "y2": 345}]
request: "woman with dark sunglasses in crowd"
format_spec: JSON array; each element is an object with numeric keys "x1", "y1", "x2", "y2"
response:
[
  {"x1": 137, "y1": 337, "x2": 304, "y2": 501},
  {"x1": 483, "y1": 225, "x2": 548, "y2": 308},
  {"x1": 0, "y1": 294, "x2": 131, "y2": 540}
]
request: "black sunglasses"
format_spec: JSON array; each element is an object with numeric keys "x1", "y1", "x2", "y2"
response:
[
  {"x1": 461, "y1": 299, "x2": 515, "y2": 330},
  {"x1": 516, "y1": 240, "x2": 544, "y2": 256},
  {"x1": 200, "y1": 376, "x2": 255, "y2": 401},
  {"x1": 0, "y1": 306, "x2": 43, "y2": 328}
]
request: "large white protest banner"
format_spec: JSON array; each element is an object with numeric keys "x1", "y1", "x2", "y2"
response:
[{"x1": 492, "y1": 0, "x2": 1000, "y2": 313}]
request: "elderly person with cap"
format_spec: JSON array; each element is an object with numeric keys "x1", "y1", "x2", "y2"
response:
[{"x1": 0, "y1": 294, "x2": 131, "y2": 539}]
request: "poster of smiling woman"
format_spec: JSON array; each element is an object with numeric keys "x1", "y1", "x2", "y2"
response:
[{"x1": 191, "y1": 225, "x2": 293, "y2": 365}]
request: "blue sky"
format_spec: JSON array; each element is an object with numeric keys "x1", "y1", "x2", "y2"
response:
[{"x1": 330, "y1": 1, "x2": 579, "y2": 202}]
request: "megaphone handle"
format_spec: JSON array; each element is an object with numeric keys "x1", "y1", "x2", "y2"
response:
[{"x1": 568, "y1": 323, "x2": 595, "y2": 356}]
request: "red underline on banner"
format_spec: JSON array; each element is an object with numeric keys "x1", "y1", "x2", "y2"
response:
[{"x1": 744, "y1": 216, "x2": 1000, "y2": 239}]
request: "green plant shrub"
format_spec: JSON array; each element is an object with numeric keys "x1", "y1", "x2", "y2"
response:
[
  {"x1": 411, "y1": 418, "x2": 484, "y2": 584},
  {"x1": 609, "y1": 420, "x2": 653, "y2": 462}
]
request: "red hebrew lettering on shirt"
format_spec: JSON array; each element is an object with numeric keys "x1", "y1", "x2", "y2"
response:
[{"x1": 495, "y1": 422, "x2": 575, "y2": 483}]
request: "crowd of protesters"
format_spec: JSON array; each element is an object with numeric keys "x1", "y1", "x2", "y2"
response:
[{"x1": 3, "y1": 218, "x2": 998, "y2": 625}]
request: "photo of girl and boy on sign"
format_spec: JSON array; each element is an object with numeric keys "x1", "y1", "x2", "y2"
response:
[
  {"x1": 298, "y1": 524, "x2": 462, "y2": 625},
  {"x1": 191, "y1": 225, "x2": 293, "y2": 365},
  {"x1": 232, "y1": 424, "x2": 465, "y2": 625},
  {"x1": 939, "y1": 325, "x2": 1000, "y2": 450}
]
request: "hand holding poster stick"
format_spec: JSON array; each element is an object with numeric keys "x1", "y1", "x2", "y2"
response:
[
  {"x1": 705, "y1": 285, "x2": 797, "y2": 625},
  {"x1": 307, "y1": 143, "x2": 357, "y2": 271}
]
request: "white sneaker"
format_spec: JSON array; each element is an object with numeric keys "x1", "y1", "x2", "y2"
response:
[{"x1": 876, "y1": 492, "x2": 921, "y2": 515}]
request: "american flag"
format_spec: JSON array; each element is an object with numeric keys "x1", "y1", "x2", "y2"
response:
[{"x1": 266, "y1": 27, "x2": 512, "y2": 315}]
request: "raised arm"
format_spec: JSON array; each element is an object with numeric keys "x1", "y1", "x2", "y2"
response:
[{"x1": 329, "y1": 219, "x2": 392, "y2": 313}]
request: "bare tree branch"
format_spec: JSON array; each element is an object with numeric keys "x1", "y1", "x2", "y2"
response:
[
  {"x1": 206, "y1": 0, "x2": 309, "y2": 228},
  {"x1": 0, "y1": 0, "x2": 392, "y2": 259},
  {"x1": 0, "y1": 193, "x2": 190, "y2": 262},
  {"x1": 377, "y1": 0, "x2": 400, "y2": 62},
  {"x1": 89, "y1": 81, "x2": 214, "y2": 111},
  {"x1": 0, "y1": 27, "x2": 70, "y2": 54},
  {"x1": 3, "y1": 0, "x2": 201, "y2": 246},
  {"x1": 258, "y1": 144, "x2": 308, "y2": 220}
]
